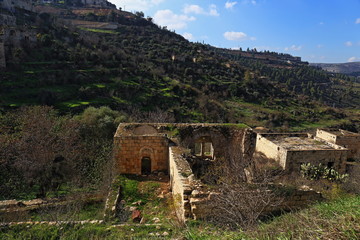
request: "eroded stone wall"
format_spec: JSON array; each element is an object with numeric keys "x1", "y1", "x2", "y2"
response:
[
  {"x1": 114, "y1": 136, "x2": 168, "y2": 175},
  {"x1": 316, "y1": 129, "x2": 360, "y2": 161},
  {"x1": 169, "y1": 146, "x2": 193, "y2": 222},
  {"x1": 335, "y1": 137, "x2": 360, "y2": 161},
  {"x1": 286, "y1": 149, "x2": 348, "y2": 173},
  {"x1": 188, "y1": 188, "x2": 323, "y2": 221},
  {"x1": 255, "y1": 134, "x2": 288, "y2": 168}
]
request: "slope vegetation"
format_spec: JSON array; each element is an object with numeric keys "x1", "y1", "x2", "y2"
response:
[{"x1": 1, "y1": 6, "x2": 359, "y2": 130}]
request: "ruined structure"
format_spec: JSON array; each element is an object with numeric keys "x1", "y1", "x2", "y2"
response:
[
  {"x1": 0, "y1": 1, "x2": 37, "y2": 68},
  {"x1": 316, "y1": 129, "x2": 360, "y2": 161},
  {"x1": 0, "y1": 0, "x2": 34, "y2": 12},
  {"x1": 113, "y1": 124, "x2": 360, "y2": 222},
  {"x1": 80, "y1": 0, "x2": 111, "y2": 8},
  {"x1": 113, "y1": 124, "x2": 170, "y2": 175},
  {"x1": 113, "y1": 123, "x2": 252, "y2": 176},
  {"x1": 255, "y1": 133, "x2": 348, "y2": 173}
]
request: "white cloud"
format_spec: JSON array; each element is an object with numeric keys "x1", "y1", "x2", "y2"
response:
[
  {"x1": 153, "y1": 9, "x2": 196, "y2": 30},
  {"x1": 224, "y1": 31, "x2": 255, "y2": 41},
  {"x1": 317, "y1": 44, "x2": 324, "y2": 48},
  {"x1": 225, "y1": 1, "x2": 237, "y2": 9},
  {"x1": 356, "y1": 18, "x2": 360, "y2": 24},
  {"x1": 183, "y1": 4, "x2": 203, "y2": 14},
  {"x1": 348, "y1": 57, "x2": 359, "y2": 62},
  {"x1": 209, "y1": 4, "x2": 219, "y2": 16},
  {"x1": 183, "y1": 4, "x2": 219, "y2": 16},
  {"x1": 284, "y1": 45, "x2": 302, "y2": 51},
  {"x1": 182, "y1": 32, "x2": 193, "y2": 40},
  {"x1": 345, "y1": 41, "x2": 353, "y2": 47},
  {"x1": 241, "y1": 0, "x2": 257, "y2": 5},
  {"x1": 115, "y1": 0, "x2": 165, "y2": 12}
]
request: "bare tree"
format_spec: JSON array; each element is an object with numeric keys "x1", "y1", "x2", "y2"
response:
[
  {"x1": 202, "y1": 147, "x2": 283, "y2": 229},
  {"x1": 129, "y1": 107, "x2": 175, "y2": 123}
]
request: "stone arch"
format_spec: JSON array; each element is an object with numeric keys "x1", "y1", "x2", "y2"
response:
[
  {"x1": 181, "y1": 127, "x2": 228, "y2": 158},
  {"x1": 139, "y1": 146, "x2": 155, "y2": 174},
  {"x1": 133, "y1": 125, "x2": 158, "y2": 135}
]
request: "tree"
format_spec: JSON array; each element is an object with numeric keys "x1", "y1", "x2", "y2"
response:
[
  {"x1": 135, "y1": 11, "x2": 145, "y2": 18},
  {"x1": 0, "y1": 106, "x2": 84, "y2": 197},
  {"x1": 202, "y1": 144, "x2": 283, "y2": 229}
]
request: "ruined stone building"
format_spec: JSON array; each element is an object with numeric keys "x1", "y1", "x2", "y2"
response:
[
  {"x1": 255, "y1": 133, "x2": 348, "y2": 173},
  {"x1": 113, "y1": 123, "x2": 253, "y2": 176},
  {"x1": 316, "y1": 129, "x2": 360, "y2": 161},
  {"x1": 114, "y1": 124, "x2": 358, "y2": 177},
  {"x1": 113, "y1": 124, "x2": 359, "y2": 221}
]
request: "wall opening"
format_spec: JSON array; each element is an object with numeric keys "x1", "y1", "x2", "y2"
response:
[
  {"x1": 194, "y1": 136, "x2": 214, "y2": 159},
  {"x1": 141, "y1": 157, "x2": 151, "y2": 175}
]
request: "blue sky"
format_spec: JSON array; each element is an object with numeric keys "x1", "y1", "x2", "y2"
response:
[{"x1": 110, "y1": 0, "x2": 360, "y2": 63}]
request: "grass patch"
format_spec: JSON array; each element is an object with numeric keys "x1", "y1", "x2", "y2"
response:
[
  {"x1": 79, "y1": 27, "x2": 118, "y2": 34},
  {"x1": 251, "y1": 195, "x2": 360, "y2": 240},
  {"x1": 1, "y1": 195, "x2": 359, "y2": 239}
]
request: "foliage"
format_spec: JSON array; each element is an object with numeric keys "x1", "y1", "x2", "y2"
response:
[
  {"x1": 0, "y1": 106, "x2": 119, "y2": 200},
  {"x1": 1, "y1": 9, "x2": 359, "y2": 131},
  {"x1": 300, "y1": 163, "x2": 349, "y2": 183}
]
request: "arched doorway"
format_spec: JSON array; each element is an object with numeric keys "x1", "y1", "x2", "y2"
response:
[{"x1": 141, "y1": 157, "x2": 152, "y2": 175}]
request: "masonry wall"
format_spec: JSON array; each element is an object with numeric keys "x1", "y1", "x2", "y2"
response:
[
  {"x1": 286, "y1": 149, "x2": 348, "y2": 173},
  {"x1": 335, "y1": 136, "x2": 360, "y2": 161},
  {"x1": 169, "y1": 147, "x2": 193, "y2": 222},
  {"x1": 316, "y1": 130, "x2": 337, "y2": 144},
  {"x1": 114, "y1": 136, "x2": 168, "y2": 175},
  {"x1": 255, "y1": 135, "x2": 288, "y2": 169},
  {"x1": 316, "y1": 129, "x2": 360, "y2": 161},
  {"x1": 189, "y1": 189, "x2": 323, "y2": 220}
]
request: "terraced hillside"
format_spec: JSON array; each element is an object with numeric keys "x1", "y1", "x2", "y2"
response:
[{"x1": 1, "y1": 5, "x2": 359, "y2": 131}]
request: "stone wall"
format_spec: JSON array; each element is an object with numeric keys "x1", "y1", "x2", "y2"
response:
[
  {"x1": 188, "y1": 188, "x2": 323, "y2": 221},
  {"x1": 316, "y1": 129, "x2": 337, "y2": 144},
  {"x1": 255, "y1": 134, "x2": 288, "y2": 168},
  {"x1": 264, "y1": 189, "x2": 323, "y2": 214},
  {"x1": 286, "y1": 149, "x2": 348, "y2": 173},
  {"x1": 334, "y1": 136, "x2": 360, "y2": 161},
  {"x1": 256, "y1": 133, "x2": 348, "y2": 172},
  {"x1": 114, "y1": 135, "x2": 168, "y2": 175},
  {"x1": 169, "y1": 146, "x2": 194, "y2": 222},
  {"x1": 316, "y1": 129, "x2": 360, "y2": 161}
]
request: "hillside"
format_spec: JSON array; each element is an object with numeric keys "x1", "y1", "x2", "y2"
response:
[
  {"x1": 311, "y1": 62, "x2": 360, "y2": 77},
  {"x1": 1, "y1": 4, "x2": 360, "y2": 131}
]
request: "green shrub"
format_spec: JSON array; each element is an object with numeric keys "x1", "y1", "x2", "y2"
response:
[{"x1": 300, "y1": 163, "x2": 348, "y2": 183}]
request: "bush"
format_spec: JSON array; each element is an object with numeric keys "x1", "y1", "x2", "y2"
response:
[{"x1": 300, "y1": 163, "x2": 348, "y2": 183}]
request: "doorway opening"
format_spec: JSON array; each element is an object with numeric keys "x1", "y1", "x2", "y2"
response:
[{"x1": 141, "y1": 157, "x2": 151, "y2": 175}]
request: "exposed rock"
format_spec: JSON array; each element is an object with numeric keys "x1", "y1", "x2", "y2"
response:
[
  {"x1": 132, "y1": 200, "x2": 142, "y2": 206},
  {"x1": 131, "y1": 210, "x2": 142, "y2": 223}
]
